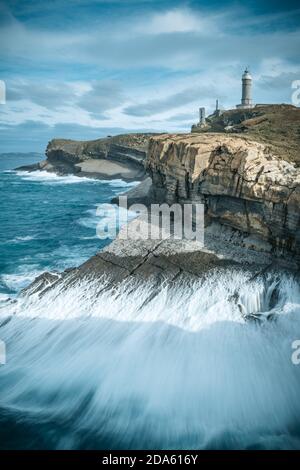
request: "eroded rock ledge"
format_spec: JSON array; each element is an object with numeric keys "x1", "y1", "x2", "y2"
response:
[
  {"x1": 24, "y1": 217, "x2": 296, "y2": 324},
  {"x1": 146, "y1": 133, "x2": 300, "y2": 259},
  {"x1": 17, "y1": 133, "x2": 157, "y2": 182},
  {"x1": 24, "y1": 218, "x2": 271, "y2": 297}
]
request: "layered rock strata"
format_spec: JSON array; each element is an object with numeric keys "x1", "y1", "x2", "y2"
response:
[
  {"x1": 146, "y1": 133, "x2": 300, "y2": 259},
  {"x1": 17, "y1": 134, "x2": 157, "y2": 181}
]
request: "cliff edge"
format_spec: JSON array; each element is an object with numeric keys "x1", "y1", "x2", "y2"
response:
[
  {"x1": 146, "y1": 131, "x2": 300, "y2": 262},
  {"x1": 17, "y1": 133, "x2": 157, "y2": 182},
  {"x1": 192, "y1": 104, "x2": 300, "y2": 166}
]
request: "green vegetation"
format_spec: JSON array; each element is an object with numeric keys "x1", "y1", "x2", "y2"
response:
[{"x1": 195, "y1": 105, "x2": 300, "y2": 166}]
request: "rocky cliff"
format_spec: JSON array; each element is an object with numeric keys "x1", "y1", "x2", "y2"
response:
[
  {"x1": 16, "y1": 105, "x2": 300, "y2": 262},
  {"x1": 192, "y1": 104, "x2": 300, "y2": 166},
  {"x1": 146, "y1": 132, "x2": 300, "y2": 260},
  {"x1": 18, "y1": 133, "x2": 157, "y2": 181}
]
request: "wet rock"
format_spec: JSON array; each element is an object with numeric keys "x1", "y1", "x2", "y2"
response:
[{"x1": 22, "y1": 272, "x2": 62, "y2": 296}]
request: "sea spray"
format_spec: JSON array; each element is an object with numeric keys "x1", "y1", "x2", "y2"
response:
[{"x1": 0, "y1": 270, "x2": 300, "y2": 449}]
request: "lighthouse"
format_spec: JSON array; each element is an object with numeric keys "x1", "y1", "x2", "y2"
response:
[{"x1": 236, "y1": 68, "x2": 254, "y2": 109}]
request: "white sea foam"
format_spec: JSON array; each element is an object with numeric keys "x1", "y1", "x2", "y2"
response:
[
  {"x1": 79, "y1": 235, "x2": 99, "y2": 240},
  {"x1": 15, "y1": 170, "x2": 96, "y2": 184},
  {"x1": 0, "y1": 271, "x2": 299, "y2": 449},
  {"x1": 97, "y1": 178, "x2": 139, "y2": 188},
  {"x1": 15, "y1": 171, "x2": 140, "y2": 188},
  {"x1": 77, "y1": 204, "x2": 137, "y2": 231},
  {"x1": 0, "y1": 269, "x2": 45, "y2": 291},
  {"x1": 15, "y1": 235, "x2": 35, "y2": 241},
  {"x1": 0, "y1": 293, "x2": 10, "y2": 302},
  {"x1": 1, "y1": 235, "x2": 37, "y2": 245},
  {"x1": 11, "y1": 235, "x2": 36, "y2": 243}
]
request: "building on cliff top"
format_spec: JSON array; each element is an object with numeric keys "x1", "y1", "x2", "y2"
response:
[
  {"x1": 236, "y1": 68, "x2": 254, "y2": 109},
  {"x1": 191, "y1": 68, "x2": 254, "y2": 132}
]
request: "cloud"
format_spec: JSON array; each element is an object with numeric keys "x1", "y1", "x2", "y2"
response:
[
  {"x1": 77, "y1": 80, "x2": 126, "y2": 116},
  {"x1": 0, "y1": 8, "x2": 87, "y2": 64},
  {"x1": 1, "y1": 1, "x2": 300, "y2": 151},
  {"x1": 0, "y1": 120, "x2": 157, "y2": 153},
  {"x1": 134, "y1": 8, "x2": 218, "y2": 35},
  {"x1": 165, "y1": 112, "x2": 197, "y2": 122},
  {"x1": 124, "y1": 85, "x2": 217, "y2": 117},
  {"x1": 1, "y1": 5, "x2": 299, "y2": 71},
  {"x1": 259, "y1": 71, "x2": 300, "y2": 90},
  {"x1": 6, "y1": 80, "x2": 78, "y2": 109},
  {"x1": 5, "y1": 79, "x2": 126, "y2": 119}
]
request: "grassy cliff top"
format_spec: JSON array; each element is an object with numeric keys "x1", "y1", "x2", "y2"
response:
[{"x1": 193, "y1": 104, "x2": 300, "y2": 166}]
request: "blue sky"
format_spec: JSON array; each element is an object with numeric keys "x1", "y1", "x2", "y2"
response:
[{"x1": 0, "y1": 0, "x2": 300, "y2": 152}]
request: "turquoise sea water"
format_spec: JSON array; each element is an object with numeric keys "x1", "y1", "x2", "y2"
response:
[{"x1": 0, "y1": 153, "x2": 135, "y2": 297}]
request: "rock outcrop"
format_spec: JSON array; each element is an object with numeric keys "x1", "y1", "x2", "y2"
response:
[
  {"x1": 24, "y1": 215, "x2": 296, "y2": 323},
  {"x1": 24, "y1": 216, "x2": 273, "y2": 298},
  {"x1": 17, "y1": 133, "x2": 157, "y2": 182},
  {"x1": 15, "y1": 106, "x2": 300, "y2": 263},
  {"x1": 146, "y1": 133, "x2": 300, "y2": 260},
  {"x1": 192, "y1": 104, "x2": 300, "y2": 166}
]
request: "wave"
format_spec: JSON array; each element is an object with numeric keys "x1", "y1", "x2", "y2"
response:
[
  {"x1": 14, "y1": 235, "x2": 36, "y2": 242},
  {"x1": 14, "y1": 171, "x2": 140, "y2": 188},
  {"x1": 0, "y1": 235, "x2": 37, "y2": 246},
  {"x1": 0, "y1": 293, "x2": 10, "y2": 303},
  {"x1": 0, "y1": 268, "x2": 46, "y2": 292},
  {"x1": 15, "y1": 170, "x2": 97, "y2": 184},
  {"x1": 0, "y1": 271, "x2": 300, "y2": 449},
  {"x1": 77, "y1": 204, "x2": 138, "y2": 231},
  {"x1": 97, "y1": 178, "x2": 139, "y2": 189}
]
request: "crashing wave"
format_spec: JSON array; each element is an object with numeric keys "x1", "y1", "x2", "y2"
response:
[{"x1": 0, "y1": 271, "x2": 300, "y2": 449}]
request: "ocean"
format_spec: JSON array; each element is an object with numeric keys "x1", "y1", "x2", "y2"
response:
[
  {"x1": 0, "y1": 153, "x2": 136, "y2": 298},
  {"x1": 0, "y1": 153, "x2": 300, "y2": 450}
]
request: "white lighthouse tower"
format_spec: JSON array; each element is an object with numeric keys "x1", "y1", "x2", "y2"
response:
[{"x1": 236, "y1": 68, "x2": 254, "y2": 109}]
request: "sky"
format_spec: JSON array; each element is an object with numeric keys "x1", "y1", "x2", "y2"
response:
[{"x1": 0, "y1": 0, "x2": 299, "y2": 152}]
